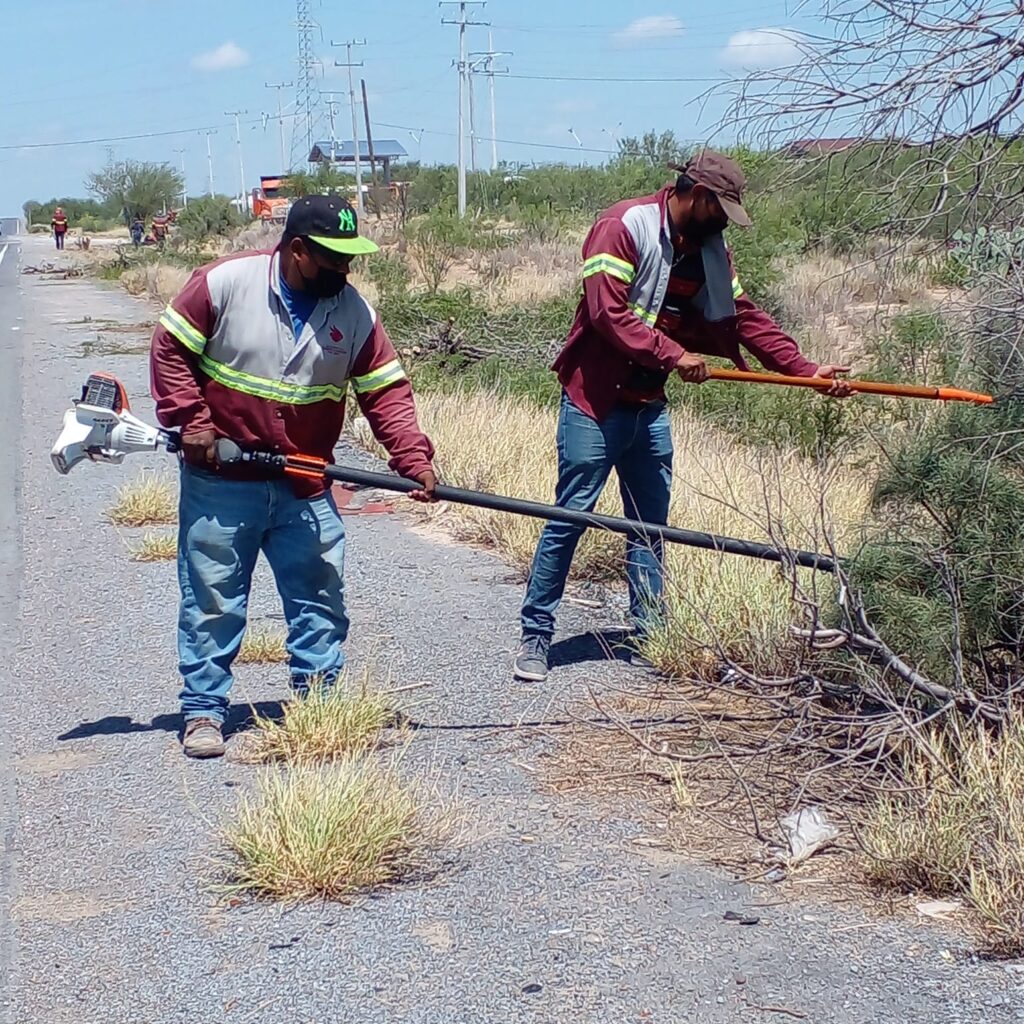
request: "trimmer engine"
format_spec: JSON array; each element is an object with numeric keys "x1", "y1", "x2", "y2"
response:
[{"x1": 50, "y1": 372, "x2": 179, "y2": 475}]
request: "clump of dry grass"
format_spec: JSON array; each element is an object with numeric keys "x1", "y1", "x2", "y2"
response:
[
  {"x1": 105, "y1": 473, "x2": 178, "y2": 527},
  {"x1": 237, "y1": 626, "x2": 288, "y2": 664},
  {"x1": 222, "y1": 757, "x2": 433, "y2": 901},
  {"x1": 237, "y1": 674, "x2": 393, "y2": 764},
  {"x1": 120, "y1": 263, "x2": 191, "y2": 305},
  {"x1": 864, "y1": 714, "x2": 1024, "y2": 955},
  {"x1": 129, "y1": 531, "x2": 177, "y2": 562},
  {"x1": 354, "y1": 391, "x2": 870, "y2": 676}
]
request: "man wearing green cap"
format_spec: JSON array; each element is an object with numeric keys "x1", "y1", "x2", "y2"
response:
[
  {"x1": 151, "y1": 195, "x2": 438, "y2": 758},
  {"x1": 513, "y1": 151, "x2": 851, "y2": 682}
]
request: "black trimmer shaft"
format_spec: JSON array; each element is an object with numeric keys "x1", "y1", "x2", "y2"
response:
[{"x1": 215, "y1": 440, "x2": 837, "y2": 573}]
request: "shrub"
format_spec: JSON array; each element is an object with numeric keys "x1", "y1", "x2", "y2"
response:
[
  {"x1": 848, "y1": 289, "x2": 1024, "y2": 694},
  {"x1": 174, "y1": 195, "x2": 243, "y2": 246},
  {"x1": 408, "y1": 212, "x2": 472, "y2": 294}
]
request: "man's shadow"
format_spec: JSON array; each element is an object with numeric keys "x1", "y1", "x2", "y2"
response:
[
  {"x1": 548, "y1": 628, "x2": 633, "y2": 669},
  {"x1": 57, "y1": 701, "x2": 286, "y2": 742}
]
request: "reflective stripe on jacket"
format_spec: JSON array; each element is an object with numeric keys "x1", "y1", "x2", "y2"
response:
[
  {"x1": 553, "y1": 186, "x2": 818, "y2": 421},
  {"x1": 150, "y1": 246, "x2": 434, "y2": 496}
]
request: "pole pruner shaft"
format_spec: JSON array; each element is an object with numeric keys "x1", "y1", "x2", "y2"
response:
[
  {"x1": 708, "y1": 368, "x2": 994, "y2": 405},
  {"x1": 214, "y1": 441, "x2": 838, "y2": 573}
]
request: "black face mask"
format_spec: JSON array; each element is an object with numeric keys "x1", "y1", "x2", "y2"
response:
[
  {"x1": 685, "y1": 215, "x2": 729, "y2": 245},
  {"x1": 299, "y1": 263, "x2": 348, "y2": 298}
]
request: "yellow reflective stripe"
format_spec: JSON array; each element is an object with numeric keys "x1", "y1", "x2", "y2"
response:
[
  {"x1": 629, "y1": 303, "x2": 658, "y2": 326},
  {"x1": 582, "y1": 253, "x2": 635, "y2": 284},
  {"x1": 732, "y1": 275, "x2": 744, "y2": 299},
  {"x1": 352, "y1": 358, "x2": 407, "y2": 395},
  {"x1": 197, "y1": 353, "x2": 346, "y2": 405},
  {"x1": 159, "y1": 306, "x2": 207, "y2": 354}
]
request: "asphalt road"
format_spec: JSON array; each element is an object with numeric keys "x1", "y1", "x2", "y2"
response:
[
  {"x1": 1, "y1": 234, "x2": 1021, "y2": 1023},
  {"x1": 0, "y1": 234, "x2": 24, "y2": 1024}
]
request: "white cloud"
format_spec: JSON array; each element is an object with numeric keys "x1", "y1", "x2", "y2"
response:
[
  {"x1": 192, "y1": 41, "x2": 251, "y2": 72},
  {"x1": 721, "y1": 28, "x2": 805, "y2": 69},
  {"x1": 613, "y1": 15, "x2": 684, "y2": 48}
]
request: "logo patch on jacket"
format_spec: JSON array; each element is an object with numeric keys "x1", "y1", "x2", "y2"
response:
[{"x1": 322, "y1": 323, "x2": 347, "y2": 355}]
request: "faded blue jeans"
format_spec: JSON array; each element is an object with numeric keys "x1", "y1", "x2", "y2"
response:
[
  {"x1": 521, "y1": 392, "x2": 674, "y2": 640},
  {"x1": 177, "y1": 464, "x2": 349, "y2": 722}
]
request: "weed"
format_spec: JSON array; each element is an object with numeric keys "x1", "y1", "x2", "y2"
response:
[
  {"x1": 105, "y1": 473, "x2": 177, "y2": 527},
  {"x1": 221, "y1": 757, "x2": 431, "y2": 902},
  {"x1": 130, "y1": 532, "x2": 177, "y2": 562},
  {"x1": 864, "y1": 714, "x2": 1024, "y2": 955},
  {"x1": 237, "y1": 675, "x2": 393, "y2": 764},
  {"x1": 237, "y1": 627, "x2": 288, "y2": 665}
]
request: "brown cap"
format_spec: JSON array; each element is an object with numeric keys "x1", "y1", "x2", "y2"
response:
[{"x1": 672, "y1": 150, "x2": 752, "y2": 228}]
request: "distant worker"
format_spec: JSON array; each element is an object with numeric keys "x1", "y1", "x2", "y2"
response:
[
  {"x1": 150, "y1": 196, "x2": 438, "y2": 758},
  {"x1": 51, "y1": 207, "x2": 68, "y2": 250},
  {"x1": 130, "y1": 216, "x2": 144, "y2": 247},
  {"x1": 151, "y1": 213, "x2": 169, "y2": 247},
  {"x1": 513, "y1": 151, "x2": 852, "y2": 683}
]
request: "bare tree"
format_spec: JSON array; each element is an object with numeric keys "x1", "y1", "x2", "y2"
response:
[{"x1": 722, "y1": 1, "x2": 1024, "y2": 236}]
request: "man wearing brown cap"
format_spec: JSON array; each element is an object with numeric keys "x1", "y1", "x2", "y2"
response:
[{"x1": 513, "y1": 150, "x2": 850, "y2": 682}]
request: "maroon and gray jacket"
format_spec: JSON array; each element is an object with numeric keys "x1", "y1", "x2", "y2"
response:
[
  {"x1": 150, "y1": 247, "x2": 434, "y2": 497},
  {"x1": 552, "y1": 186, "x2": 819, "y2": 421}
]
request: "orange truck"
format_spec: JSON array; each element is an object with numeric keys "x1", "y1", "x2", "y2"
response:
[{"x1": 251, "y1": 176, "x2": 292, "y2": 222}]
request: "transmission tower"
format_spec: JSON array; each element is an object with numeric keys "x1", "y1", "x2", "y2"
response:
[{"x1": 292, "y1": 0, "x2": 326, "y2": 169}]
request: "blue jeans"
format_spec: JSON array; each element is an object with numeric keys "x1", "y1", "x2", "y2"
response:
[
  {"x1": 521, "y1": 392, "x2": 674, "y2": 640},
  {"x1": 177, "y1": 464, "x2": 349, "y2": 722}
]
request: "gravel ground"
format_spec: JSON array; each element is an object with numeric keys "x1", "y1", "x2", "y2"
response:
[{"x1": 2, "y1": 234, "x2": 1022, "y2": 1023}]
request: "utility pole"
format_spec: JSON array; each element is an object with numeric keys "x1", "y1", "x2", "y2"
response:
[
  {"x1": 470, "y1": 31, "x2": 511, "y2": 172},
  {"x1": 441, "y1": 1, "x2": 488, "y2": 217},
  {"x1": 173, "y1": 148, "x2": 188, "y2": 207},
  {"x1": 360, "y1": 79, "x2": 379, "y2": 191},
  {"x1": 331, "y1": 38, "x2": 366, "y2": 215},
  {"x1": 225, "y1": 110, "x2": 249, "y2": 215},
  {"x1": 321, "y1": 92, "x2": 342, "y2": 162},
  {"x1": 265, "y1": 81, "x2": 294, "y2": 173},
  {"x1": 200, "y1": 129, "x2": 217, "y2": 196}
]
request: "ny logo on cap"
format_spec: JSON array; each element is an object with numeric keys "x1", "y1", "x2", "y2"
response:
[{"x1": 338, "y1": 208, "x2": 356, "y2": 233}]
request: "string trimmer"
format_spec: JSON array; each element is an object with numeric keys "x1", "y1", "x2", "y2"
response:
[{"x1": 50, "y1": 372, "x2": 837, "y2": 573}]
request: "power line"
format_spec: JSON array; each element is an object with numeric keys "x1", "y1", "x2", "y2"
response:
[
  {"x1": 371, "y1": 119, "x2": 621, "y2": 156},
  {"x1": 506, "y1": 72, "x2": 728, "y2": 83},
  {"x1": 265, "y1": 81, "x2": 294, "y2": 175},
  {"x1": 0, "y1": 122, "x2": 232, "y2": 152}
]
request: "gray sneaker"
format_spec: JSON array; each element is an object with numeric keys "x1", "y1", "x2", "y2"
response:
[
  {"x1": 182, "y1": 717, "x2": 226, "y2": 759},
  {"x1": 513, "y1": 634, "x2": 550, "y2": 681}
]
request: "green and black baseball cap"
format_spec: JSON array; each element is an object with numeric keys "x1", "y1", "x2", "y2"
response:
[{"x1": 285, "y1": 194, "x2": 379, "y2": 256}]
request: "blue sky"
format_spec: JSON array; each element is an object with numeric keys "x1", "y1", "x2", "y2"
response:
[{"x1": 0, "y1": 0, "x2": 822, "y2": 215}]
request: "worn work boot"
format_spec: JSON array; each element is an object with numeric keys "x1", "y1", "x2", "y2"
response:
[
  {"x1": 182, "y1": 717, "x2": 226, "y2": 759},
  {"x1": 513, "y1": 634, "x2": 550, "y2": 682}
]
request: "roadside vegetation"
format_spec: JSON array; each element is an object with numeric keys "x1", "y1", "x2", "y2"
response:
[{"x1": 66, "y1": 37, "x2": 1024, "y2": 942}]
